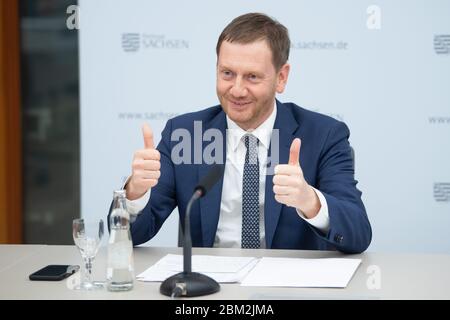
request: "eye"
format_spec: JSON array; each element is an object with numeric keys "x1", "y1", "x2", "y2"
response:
[
  {"x1": 221, "y1": 70, "x2": 233, "y2": 79},
  {"x1": 248, "y1": 74, "x2": 258, "y2": 81}
]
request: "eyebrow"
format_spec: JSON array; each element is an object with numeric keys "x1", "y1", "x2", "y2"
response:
[{"x1": 217, "y1": 64, "x2": 232, "y2": 70}]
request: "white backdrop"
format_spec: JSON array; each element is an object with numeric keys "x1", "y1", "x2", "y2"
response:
[{"x1": 79, "y1": 0, "x2": 450, "y2": 253}]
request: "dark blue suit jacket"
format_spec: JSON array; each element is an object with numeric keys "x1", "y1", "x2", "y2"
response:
[{"x1": 129, "y1": 100, "x2": 372, "y2": 253}]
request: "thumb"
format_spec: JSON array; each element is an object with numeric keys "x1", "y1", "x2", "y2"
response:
[
  {"x1": 142, "y1": 123, "x2": 154, "y2": 149},
  {"x1": 288, "y1": 138, "x2": 301, "y2": 166}
]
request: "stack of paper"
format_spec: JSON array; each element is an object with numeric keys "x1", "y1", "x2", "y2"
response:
[
  {"x1": 136, "y1": 254, "x2": 259, "y2": 283},
  {"x1": 240, "y1": 257, "x2": 361, "y2": 288},
  {"x1": 137, "y1": 254, "x2": 362, "y2": 288}
]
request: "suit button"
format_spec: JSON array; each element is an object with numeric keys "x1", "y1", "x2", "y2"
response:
[{"x1": 334, "y1": 234, "x2": 344, "y2": 243}]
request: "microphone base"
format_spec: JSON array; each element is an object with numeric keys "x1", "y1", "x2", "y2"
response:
[{"x1": 160, "y1": 272, "x2": 220, "y2": 297}]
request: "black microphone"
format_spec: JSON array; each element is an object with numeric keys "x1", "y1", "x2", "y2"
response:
[
  {"x1": 160, "y1": 164, "x2": 224, "y2": 297},
  {"x1": 194, "y1": 164, "x2": 225, "y2": 197}
]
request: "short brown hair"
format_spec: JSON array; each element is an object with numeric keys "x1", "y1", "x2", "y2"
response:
[{"x1": 216, "y1": 13, "x2": 290, "y2": 71}]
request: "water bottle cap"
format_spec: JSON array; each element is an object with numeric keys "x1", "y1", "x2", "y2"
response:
[{"x1": 114, "y1": 190, "x2": 126, "y2": 197}]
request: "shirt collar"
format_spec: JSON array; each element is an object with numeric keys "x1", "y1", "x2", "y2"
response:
[{"x1": 226, "y1": 100, "x2": 277, "y2": 152}]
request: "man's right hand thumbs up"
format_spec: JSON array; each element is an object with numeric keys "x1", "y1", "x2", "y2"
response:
[{"x1": 126, "y1": 123, "x2": 161, "y2": 200}]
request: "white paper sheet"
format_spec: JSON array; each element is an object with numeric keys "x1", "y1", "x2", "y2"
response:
[
  {"x1": 240, "y1": 257, "x2": 361, "y2": 288},
  {"x1": 136, "y1": 254, "x2": 259, "y2": 283}
]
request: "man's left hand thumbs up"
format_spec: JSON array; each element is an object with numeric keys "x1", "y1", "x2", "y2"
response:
[{"x1": 273, "y1": 138, "x2": 321, "y2": 219}]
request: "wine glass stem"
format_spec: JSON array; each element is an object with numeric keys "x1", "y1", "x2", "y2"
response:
[{"x1": 83, "y1": 257, "x2": 94, "y2": 284}]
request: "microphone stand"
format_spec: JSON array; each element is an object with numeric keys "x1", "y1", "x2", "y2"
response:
[{"x1": 160, "y1": 189, "x2": 220, "y2": 297}]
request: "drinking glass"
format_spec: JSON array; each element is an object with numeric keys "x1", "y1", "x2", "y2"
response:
[{"x1": 72, "y1": 218, "x2": 104, "y2": 290}]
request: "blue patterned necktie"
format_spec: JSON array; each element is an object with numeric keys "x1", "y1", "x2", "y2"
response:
[{"x1": 241, "y1": 134, "x2": 260, "y2": 249}]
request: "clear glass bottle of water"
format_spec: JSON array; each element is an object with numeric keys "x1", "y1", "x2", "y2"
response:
[{"x1": 106, "y1": 190, "x2": 134, "y2": 291}]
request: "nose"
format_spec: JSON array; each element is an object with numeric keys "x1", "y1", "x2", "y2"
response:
[{"x1": 229, "y1": 76, "x2": 248, "y2": 98}]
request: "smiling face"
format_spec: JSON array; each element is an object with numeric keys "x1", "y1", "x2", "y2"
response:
[{"x1": 216, "y1": 40, "x2": 290, "y2": 131}]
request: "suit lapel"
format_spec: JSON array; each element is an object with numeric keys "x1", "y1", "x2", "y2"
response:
[
  {"x1": 264, "y1": 100, "x2": 299, "y2": 248},
  {"x1": 198, "y1": 111, "x2": 227, "y2": 247}
]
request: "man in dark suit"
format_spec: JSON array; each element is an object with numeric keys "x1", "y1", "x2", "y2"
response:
[{"x1": 122, "y1": 13, "x2": 372, "y2": 254}]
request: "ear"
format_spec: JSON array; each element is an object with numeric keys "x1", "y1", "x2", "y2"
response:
[{"x1": 276, "y1": 63, "x2": 290, "y2": 94}]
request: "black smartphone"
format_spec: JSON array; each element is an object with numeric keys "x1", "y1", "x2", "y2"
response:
[{"x1": 29, "y1": 265, "x2": 80, "y2": 281}]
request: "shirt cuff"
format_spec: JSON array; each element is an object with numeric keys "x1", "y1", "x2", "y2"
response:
[
  {"x1": 122, "y1": 176, "x2": 151, "y2": 215},
  {"x1": 126, "y1": 188, "x2": 151, "y2": 215},
  {"x1": 296, "y1": 187, "x2": 330, "y2": 234}
]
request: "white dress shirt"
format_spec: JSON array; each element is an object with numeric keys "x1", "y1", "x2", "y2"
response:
[{"x1": 126, "y1": 101, "x2": 330, "y2": 247}]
